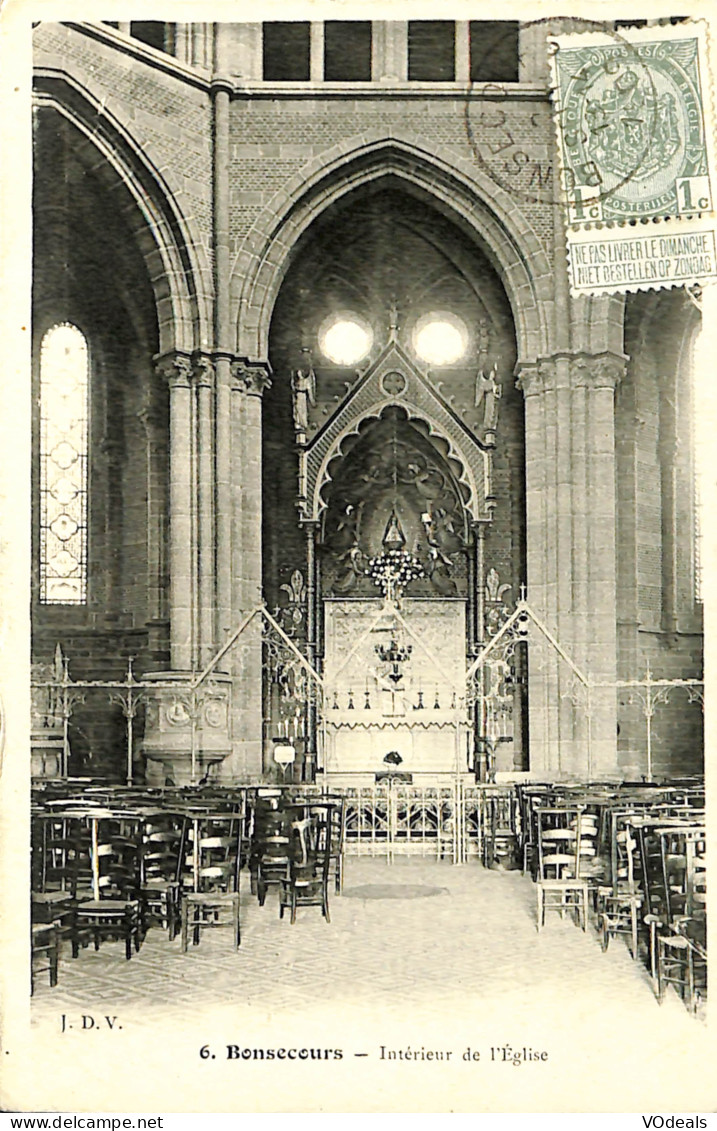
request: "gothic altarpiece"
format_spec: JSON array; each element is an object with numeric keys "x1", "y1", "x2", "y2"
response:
[{"x1": 267, "y1": 327, "x2": 527, "y2": 783}]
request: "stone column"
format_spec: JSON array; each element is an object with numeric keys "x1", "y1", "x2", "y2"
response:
[
  {"x1": 519, "y1": 22, "x2": 551, "y2": 84},
  {"x1": 223, "y1": 361, "x2": 272, "y2": 780},
  {"x1": 659, "y1": 371, "x2": 678, "y2": 635},
  {"x1": 99, "y1": 424, "x2": 123, "y2": 620},
  {"x1": 517, "y1": 352, "x2": 625, "y2": 779},
  {"x1": 142, "y1": 354, "x2": 234, "y2": 785},
  {"x1": 193, "y1": 353, "x2": 216, "y2": 665},
  {"x1": 310, "y1": 22, "x2": 325, "y2": 81},
  {"x1": 173, "y1": 24, "x2": 191, "y2": 65},
  {"x1": 190, "y1": 24, "x2": 212, "y2": 69},
  {"x1": 155, "y1": 353, "x2": 195, "y2": 672},
  {"x1": 455, "y1": 21, "x2": 470, "y2": 82},
  {"x1": 211, "y1": 48, "x2": 234, "y2": 657},
  {"x1": 614, "y1": 360, "x2": 643, "y2": 776}
]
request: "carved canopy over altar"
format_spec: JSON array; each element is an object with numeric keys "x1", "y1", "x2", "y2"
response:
[
  {"x1": 299, "y1": 337, "x2": 495, "y2": 529},
  {"x1": 321, "y1": 598, "x2": 470, "y2": 779}
]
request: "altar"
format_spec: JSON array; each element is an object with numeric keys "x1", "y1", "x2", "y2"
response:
[{"x1": 320, "y1": 598, "x2": 470, "y2": 780}]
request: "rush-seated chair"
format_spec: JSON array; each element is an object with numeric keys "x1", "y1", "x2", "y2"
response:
[
  {"x1": 251, "y1": 795, "x2": 291, "y2": 906},
  {"x1": 278, "y1": 805, "x2": 333, "y2": 925},
  {"x1": 535, "y1": 806, "x2": 592, "y2": 931},
  {"x1": 140, "y1": 809, "x2": 183, "y2": 940},
  {"x1": 31, "y1": 920, "x2": 60, "y2": 994},
  {"x1": 179, "y1": 812, "x2": 243, "y2": 951},
  {"x1": 73, "y1": 813, "x2": 144, "y2": 961}
]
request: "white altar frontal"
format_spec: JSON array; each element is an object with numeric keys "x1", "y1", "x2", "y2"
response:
[{"x1": 320, "y1": 598, "x2": 470, "y2": 781}]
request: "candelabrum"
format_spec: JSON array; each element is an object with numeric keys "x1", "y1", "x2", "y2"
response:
[{"x1": 375, "y1": 638, "x2": 412, "y2": 684}]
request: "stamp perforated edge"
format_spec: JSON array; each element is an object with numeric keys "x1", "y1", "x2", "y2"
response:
[
  {"x1": 549, "y1": 19, "x2": 717, "y2": 295},
  {"x1": 565, "y1": 216, "x2": 717, "y2": 296}
]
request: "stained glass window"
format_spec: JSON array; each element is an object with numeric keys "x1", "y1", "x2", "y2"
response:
[{"x1": 39, "y1": 323, "x2": 89, "y2": 604}]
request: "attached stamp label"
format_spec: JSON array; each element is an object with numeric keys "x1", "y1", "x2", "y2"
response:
[
  {"x1": 550, "y1": 22, "x2": 717, "y2": 294},
  {"x1": 568, "y1": 221, "x2": 717, "y2": 293}
]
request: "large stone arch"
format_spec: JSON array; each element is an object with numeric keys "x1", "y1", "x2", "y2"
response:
[
  {"x1": 231, "y1": 131, "x2": 555, "y2": 367},
  {"x1": 33, "y1": 70, "x2": 212, "y2": 355}
]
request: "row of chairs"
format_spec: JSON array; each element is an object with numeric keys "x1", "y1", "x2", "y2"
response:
[
  {"x1": 515, "y1": 788, "x2": 706, "y2": 1014},
  {"x1": 251, "y1": 793, "x2": 346, "y2": 923},
  {"x1": 31, "y1": 794, "x2": 347, "y2": 991}
]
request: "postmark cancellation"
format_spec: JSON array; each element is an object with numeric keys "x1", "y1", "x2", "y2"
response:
[{"x1": 549, "y1": 21, "x2": 717, "y2": 295}]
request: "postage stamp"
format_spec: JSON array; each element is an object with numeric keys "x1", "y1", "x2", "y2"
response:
[{"x1": 550, "y1": 21, "x2": 717, "y2": 294}]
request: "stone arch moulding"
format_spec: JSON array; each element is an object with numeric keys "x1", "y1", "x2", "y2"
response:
[
  {"x1": 33, "y1": 71, "x2": 212, "y2": 356},
  {"x1": 304, "y1": 342, "x2": 492, "y2": 525},
  {"x1": 231, "y1": 131, "x2": 554, "y2": 367}
]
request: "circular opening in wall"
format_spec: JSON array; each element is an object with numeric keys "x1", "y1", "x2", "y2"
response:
[
  {"x1": 413, "y1": 312, "x2": 468, "y2": 366},
  {"x1": 319, "y1": 315, "x2": 373, "y2": 366}
]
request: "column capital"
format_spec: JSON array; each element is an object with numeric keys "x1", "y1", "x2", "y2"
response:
[
  {"x1": 516, "y1": 352, "x2": 627, "y2": 395},
  {"x1": 230, "y1": 359, "x2": 272, "y2": 397},
  {"x1": 154, "y1": 351, "x2": 193, "y2": 388},
  {"x1": 515, "y1": 359, "x2": 553, "y2": 397},
  {"x1": 210, "y1": 76, "x2": 235, "y2": 97},
  {"x1": 571, "y1": 353, "x2": 627, "y2": 391},
  {"x1": 191, "y1": 352, "x2": 216, "y2": 389}
]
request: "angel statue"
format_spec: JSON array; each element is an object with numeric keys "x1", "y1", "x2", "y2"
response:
[
  {"x1": 291, "y1": 348, "x2": 316, "y2": 434},
  {"x1": 474, "y1": 362, "x2": 502, "y2": 431}
]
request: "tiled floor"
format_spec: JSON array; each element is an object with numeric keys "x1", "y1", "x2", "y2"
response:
[
  {"x1": 31, "y1": 856, "x2": 704, "y2": 1024},
  {"x1": 24, "y1": 857, "x2": 714, "y2": 1112}
]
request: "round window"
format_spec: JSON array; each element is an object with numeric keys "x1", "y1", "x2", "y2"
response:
[
  {"x1": 319, "y1": 315, "x2": 373, "y2": 366},
  {"x1": 413, "y1": 312, "x2": 468, "y2": 366}
]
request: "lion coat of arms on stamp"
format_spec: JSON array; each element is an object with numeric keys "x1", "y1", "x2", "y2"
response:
[{"x1": 550, "y1": 23, "x2": 714, "y2": 224}]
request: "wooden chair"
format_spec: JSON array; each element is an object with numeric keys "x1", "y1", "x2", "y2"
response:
[
  {"x1": 481, "y1": 788, "x2": 519, "y2": 871},
  {"x1": 596, "y1": 813, "x2": 643, "y2": 958},
  {"x1": 251, "y1": 795, "x2": 291, "y2": 906},
  {"x1": 299, "y1": 796, "x2": 347, "y2": 894},
  {"x1": 327, "y1": 797, "x2": 347, "y2": 893},
  {"x1": 140, "y1": 809, "x2": 183, "y2": 940},
  {"x1": 535, "y1": 806, "x2": 589, "y2": 931},
  {"x1": 31, "y1": 921, "x2": 60, "y2": 994},
  {"x1": 179, "y1": 812, "x2": 243, "y2": 951},
  {"x1": 278, "y1": 806, "x2": 333, "y2": 924},
  {"x1": 31, "y1": 811, "x2": 91, "y2": 960},
  {"x1": 655, "y1": 825, "x2": 707, "y2": 1011},
  {"x1": 74, "y1": 814, "x2": 144, "y2": 961}
]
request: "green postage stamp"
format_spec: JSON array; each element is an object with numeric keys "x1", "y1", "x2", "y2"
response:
[{"x1": 550, "y1": 21, "x2": 717, "y2": 294}]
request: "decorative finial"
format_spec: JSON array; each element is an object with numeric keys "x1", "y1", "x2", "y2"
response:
[{"x1": 388, "y1": 301, "x2": 400, "y2": 342}]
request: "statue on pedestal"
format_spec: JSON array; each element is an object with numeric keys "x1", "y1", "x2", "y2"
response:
[
  {"x1": 474, "y1": 362, "x2": 502, "y2": 432},
  {"x1": 291, "y1": 348, "x2": 316, "y2": 436}
]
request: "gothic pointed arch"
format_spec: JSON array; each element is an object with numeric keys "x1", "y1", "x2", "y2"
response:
[
  {"x1": 33, "y1": 71, "x2": 211, "y2": 354},
  {"x1": 231, "y1": 132, "x2": 554, "y2": 366}
]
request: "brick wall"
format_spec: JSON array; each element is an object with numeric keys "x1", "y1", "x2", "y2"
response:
[
  {"x1": 34, "y1": 24, "x2": 214, "y2": 266},
  {"x1": 228, "y1": 97, "x2": 556, "y2": 258}
]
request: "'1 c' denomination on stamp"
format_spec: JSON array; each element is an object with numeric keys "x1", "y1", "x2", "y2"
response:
[{"x1": 549, "y1": 21, "x2": 717, "y2": 295}]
